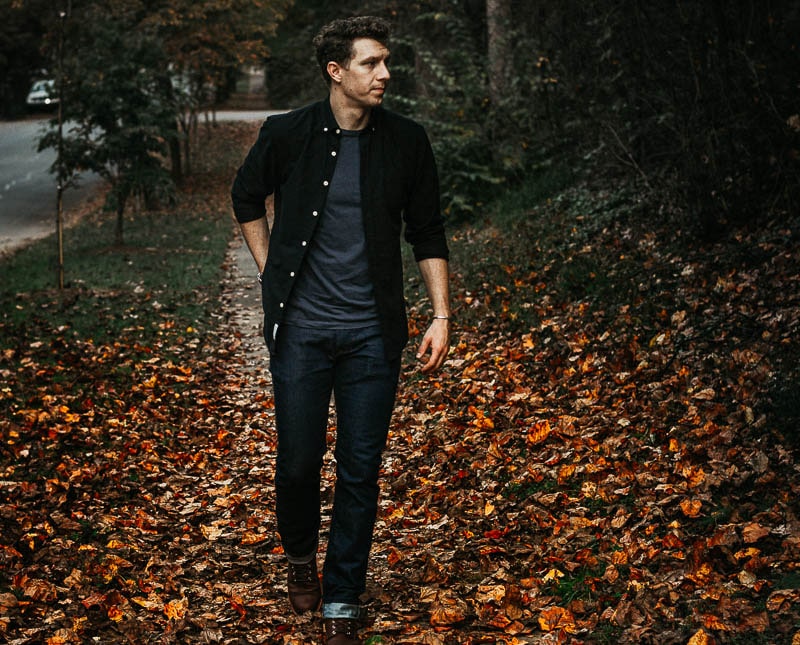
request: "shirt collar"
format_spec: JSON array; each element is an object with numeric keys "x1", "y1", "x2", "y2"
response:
[{"x1": 321, "y1": 97, "x2": 380, "y2": 134}]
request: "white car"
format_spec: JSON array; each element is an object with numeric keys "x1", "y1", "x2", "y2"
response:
[{"x1": 26, "y1": 79, "x2": 58, "y2": 108}]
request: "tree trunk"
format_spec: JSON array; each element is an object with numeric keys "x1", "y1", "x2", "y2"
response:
[
  {"x1": 169, "y1": 122, "x2": 182, "y2": 182},
  {"x1": 115, "y1": 192, "x2": 127, "y2": 246},
  {"x1": 486, "y1": 0, "x2": 512, "y2": 107}
]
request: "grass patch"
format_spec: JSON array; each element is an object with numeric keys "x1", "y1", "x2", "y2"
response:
[{"x1": 0, "y1": 152, "x2": 237, "y2": 349}]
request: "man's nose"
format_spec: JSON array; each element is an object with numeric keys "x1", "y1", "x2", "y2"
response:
[{"x1": 377, "y1": 61, "x2": 390, "y2": 80}]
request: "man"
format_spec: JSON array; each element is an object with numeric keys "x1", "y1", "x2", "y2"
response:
[{"x1": 231, "y1": 16, "x2": 450, "y2": 645}]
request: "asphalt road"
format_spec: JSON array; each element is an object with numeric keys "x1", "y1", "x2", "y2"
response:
[
  {"x1": 0, "y1": 110, "x2": 275, "y2": 255},
  {"x1": 0, "y1": 117, "x2": 102, "y2": 254}
]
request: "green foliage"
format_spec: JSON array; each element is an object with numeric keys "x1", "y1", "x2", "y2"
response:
[
  {"x1": 519, "y1": 1, "x2": 800, "y2": 233},
  {"x1": 38, "y1": 2, "x2": 177, "y2": 244},
  {"x1": 385, "y1": 7, "x2": 499, "y2": 219},
  {"x1": 262, "y1": 0, "x2": 338, "y2": 108}
]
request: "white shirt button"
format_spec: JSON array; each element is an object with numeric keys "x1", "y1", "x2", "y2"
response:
[
  {"x1": 290, "y1": 271, "x2": 295, "y2": 277},
  {"x1": 323, "y1": 127, "x2": 329, "y2": 132},
  {"x1": 331, "y1": 151, "x2": 337, "y2": 157},
  {"x1": 312, "y1": 210, "x2": 318, "y2": 216},
  {"x1": 279, "y1": 302, "x2": 284, "y2": 308},
  {"x1": 323, "y1": 180, "x2": 329, "y2": 186},
  {"x1": 335, "y1": 129, "x2": 341, "y2": 134},
  {"x1": 301, "y1": 241, "x2": 307, "y2": 246}
]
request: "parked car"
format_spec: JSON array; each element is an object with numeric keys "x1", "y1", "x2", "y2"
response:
[{"x1": 26, "y1": 79, "x2": 58, "y2": 109}]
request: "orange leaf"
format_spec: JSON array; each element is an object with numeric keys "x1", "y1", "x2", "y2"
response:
[
  {"x1": 680, "y1": 498, "x2": 702, "y2": 517},
  {"x1": 538, "y1": 606, "x2": 577, "y2": 633},
  {"x1": 702, "y1": 614, "x2": 730, "y2": 631},
  {"x1": 527, "y1": 420, "x2": 552, "y2": 445},
  {"x1": 387, "y1": 547, "x2": 403, "y2": 567},
  {"x1": 46, "y1": 632, "x2": 71, "y2": 645},
  {"x1": 229, "y1": 594, "x2": 247, "y2": 619},
  {"x1": 557, "y1": 464, "x2": 576, "y2": 483},
  {"x1": 240, "y1": 530, "x2": 267, "y2": 545},
  {"x1": 164, "y1": 597, "x2": 188, "y2": 620},
  {"x1": 107, "y1": 605, "x2": 125, "y2": 622}
]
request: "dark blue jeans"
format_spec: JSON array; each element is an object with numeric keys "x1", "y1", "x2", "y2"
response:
[{"x1": 269, "y1": 324, "x2": 400, "y2": 619}]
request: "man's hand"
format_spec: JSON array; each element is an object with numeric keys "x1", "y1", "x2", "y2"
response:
[{"x1": 416, "y1": 318, "x2": 450, "y2": 373}]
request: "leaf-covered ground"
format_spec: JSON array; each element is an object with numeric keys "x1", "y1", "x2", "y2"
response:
[{"x1": 1, "y1": 122, "x2": 799, "y2": 644}]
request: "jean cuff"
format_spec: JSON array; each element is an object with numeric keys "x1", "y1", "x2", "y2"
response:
[
  {"x1": 285, "y1": 547, "x2": 317, "y2": 565},
  {"x1": 322, "y1": 602, "x2": 363, "y2": 620}
]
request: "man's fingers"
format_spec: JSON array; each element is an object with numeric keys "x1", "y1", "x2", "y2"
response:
[{"x1": 417, "y1": 327, "x2": 449, "y2": 373}]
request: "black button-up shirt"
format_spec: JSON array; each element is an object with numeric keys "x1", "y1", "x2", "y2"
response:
[{"x1": 231, "y1": 98, "x2": 449, "y2": 359}]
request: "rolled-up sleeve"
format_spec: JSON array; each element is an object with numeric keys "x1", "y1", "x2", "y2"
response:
[
  {"x1": 231, "y1": 120, "x2": 276, "y2": 223},
  {"x1": 403, "y1": 127, "x2": 449, "y2": 262}
]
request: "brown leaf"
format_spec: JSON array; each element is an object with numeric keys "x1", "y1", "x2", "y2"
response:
[
  {"x1": 742, "y1": 522, "x2": 770, "y2": 544},
  {"x1": 429, "y1": 592, "x2": 468, "y2": 626}
]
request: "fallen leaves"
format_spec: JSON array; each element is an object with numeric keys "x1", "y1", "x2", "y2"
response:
[{"x1": 1, "y1": 125, "x2": 799, "y2": 643}]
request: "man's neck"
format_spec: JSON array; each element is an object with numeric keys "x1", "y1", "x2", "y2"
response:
[{"x1": 329, "y1": 93, "x2": 371, "y2": 131}]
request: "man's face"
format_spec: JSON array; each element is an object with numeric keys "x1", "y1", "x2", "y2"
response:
[{"x1": 335, "y1": 37, "x2": 391, "y2": 110}]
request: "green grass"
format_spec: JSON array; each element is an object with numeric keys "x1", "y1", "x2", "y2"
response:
[{"x1": 0, "y1": 208, "x2": 232, "y2": 347}]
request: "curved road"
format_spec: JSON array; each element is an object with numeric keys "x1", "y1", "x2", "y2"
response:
[
  {"x1": 0, "y1": 117, "x2": 102, "y2": 254},
  {"x1": 0, "y1": 110, "x2": 274, "y2": 255}
]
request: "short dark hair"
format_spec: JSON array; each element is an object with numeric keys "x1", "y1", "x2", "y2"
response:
[{"x1": 313, "y1": 16, "x2": 391, "y2": 86}]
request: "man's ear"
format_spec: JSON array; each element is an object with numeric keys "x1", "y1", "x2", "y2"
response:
[{"x1": 327, "y1": 61, "x2": 343, "y2": 84}]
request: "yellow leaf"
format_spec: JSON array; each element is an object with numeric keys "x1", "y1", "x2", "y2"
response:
[
  {"x1": 46, "y1": 630, "x2": 72, "y2": 645},
  {"x1": 767, "y1": 589, "x2": 800, "y2": 613},
  {"x1": 687, "y1": 629, "x2": 713, "y2": 645},
  {"x1": 543, "y1": 568, "x2": 564, "y2": 583}
]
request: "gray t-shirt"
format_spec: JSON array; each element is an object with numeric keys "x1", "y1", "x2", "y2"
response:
[{"x1": 284, "y1": 129, "x2": 379, "y2": 328}]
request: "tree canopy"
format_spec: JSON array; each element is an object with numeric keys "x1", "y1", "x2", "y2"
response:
[
  {"x1": 265, "y1": 0, "x2": 799, "y2": 233},
  {"x1": 34, "y1": 0, "x2": 291, "y2": 244},
  {"x1": 12, "y1": 0, "x2": 800, "y2": 239}
]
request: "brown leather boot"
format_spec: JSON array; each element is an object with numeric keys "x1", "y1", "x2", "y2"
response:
[
  {"x1": 287, "y1": 559, "x2": 321, "y2": 614},
  {"x1": 324, "y1": 617, "x2": 360, "y2": 644}
]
